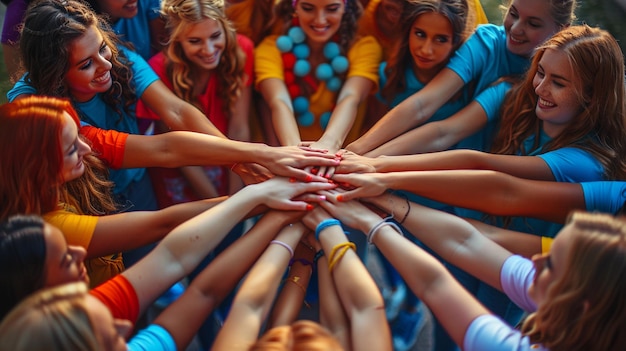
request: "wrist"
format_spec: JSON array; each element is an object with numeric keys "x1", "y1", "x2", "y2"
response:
[{"x1": 315, "y1": 218, "x2": 342, "y2": 241}]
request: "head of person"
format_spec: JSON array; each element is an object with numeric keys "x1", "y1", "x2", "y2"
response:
[
  {"x1": 374, "y1": 0, "x2": 404, "y2": 35},
  {"x1": 161, "y1": 0, "x2": 247, "y2": 112},
  {"x1": 20, "y1": 0, "x2": 135, "y2": 105},
  {"x1": 0, "y1": 282, "x2": 132, "y2": 351},
  {"x1": 381, "y1": 0, "x2": 469, "y2": 101},
  {"x1": 0, "y1": 215, "x2": 88, "y2": 320},
  {"x1": 493, "y1": 25, "x2": 626, "y2": 179},
  {"x1": 275, "y1": 0, "x2": 362, "y2": 51},
  {"x1": 522, "y1": 211, "x2": 626, "y2": 350},
  {"x1": 251, "y1": 320, "x2": 344, "y2": 350},
  {"x1": 501, "y1": 0, "x2": 576, "y2": 57},
  {"x1": 0, "y1": 96, "x2": 114, "y2": 219},
  {"x1": 85, "y1": 0, "x2": 140, "y2": 22}
]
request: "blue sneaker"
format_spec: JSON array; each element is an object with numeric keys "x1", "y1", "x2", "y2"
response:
[
  {"x1": 383, "y1": 282, "x2": 407, "y2": 320},
  {"x1": 391, "y1": 301, "x2": 427, "y2": 351},
  {"x1": 154, "y1": 281, "x2": 185, "y2": 308}
]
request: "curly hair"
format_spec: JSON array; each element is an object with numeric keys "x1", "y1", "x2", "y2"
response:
[
  {"x1": 160, "y1": 0, "x2": 247, "y2": 115},
  {"x1": 251, "y1": 320, "x2": 344, "y2": 350},
  {"x1": 521, "y1": 211, "x2": 626, "y2": 350},
  {"x1": 20, "y1": 0, "x2": 137, "y2": 123},
  {"x1": 491, "y1": 25, "x2": 626, "y2": 180},
  {"x1": 272, "y1": 0, "x2": 362, "y2": 97},
  {"x1": 0, "y1": 96, "x2": 117, "y2": 219},
  {"x1": 381, "y1": 0, "x2": 470, "y2": 104}
]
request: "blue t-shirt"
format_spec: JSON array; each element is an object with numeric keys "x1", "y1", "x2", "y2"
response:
[
  {"x1": 447, "y1": 24, "x2": 529, "y2": 95},
  {"x1": 582, "y1": 182, "x2": 626, "y2": 215},
  {"x1": 463, "y1": 255, "x2": 546, "y2": 351},
  {"x1": 7, "y1": 47, "x2": 159, "y2": 194},
  {"x1": 456, "y1": 132, "x2": 604, "y2": 238},
  {"x1": 112, "y1": 0, "x2": 162, "y2": 60},
  {"x1": 127, "y1": 324, "x2": 176, "y2": 351}
]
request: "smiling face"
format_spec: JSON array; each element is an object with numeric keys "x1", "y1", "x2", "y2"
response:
[
  {"x1": 179, "y1": 18, "x2": 226, "y2": 72},
  {"x1": 527, "y1": 224, "x2": 573, "y2": 306},
  {"x1": 65, "y1": 25, "x2": 113, "y2": 102},
  {"x1": 60, "y1": 111, "x2": 91, "y2": 183},
  {"x1": 96, "y1": 0, "x2": 139, "y2": 21},
  {"x1": 532, "y1": 48, "x2": 581, "y2": 137},
  {"x1": 295, "y1": 0, "x2": 345, "y2": 46},
  {"x1": 43, "y1": 222, "x2": 89, "y2": 288},
  {"x1": 503, "y1": 0, "x2": 560, "y2": 57},
  {"x1": 409, "y1": 12, "x2": 455, "y2": 83}
]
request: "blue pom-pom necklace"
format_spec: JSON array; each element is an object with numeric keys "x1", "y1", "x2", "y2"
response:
[{"x1": 277, "y1": 26, "x2": 349, "y2": 129}]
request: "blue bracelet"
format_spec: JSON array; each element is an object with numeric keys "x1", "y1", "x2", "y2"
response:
[{"x1": 315, "y1": 218, "x2": 341, "y2": 241}]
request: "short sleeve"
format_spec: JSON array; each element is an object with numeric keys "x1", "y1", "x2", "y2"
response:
[
  {"x1": 474, "y1": 81, "x2": 512, "y2": 122},
  {"x1": 254, "y1": 35, "x2": 284, "y2": 86},
  {"x1": 581, "y1": 181, "x2": 626, "y2": 215},
  {"x1": 127, "y1": 324, "x2": 177, "y2": 351},
  {"x1": 538, "y1": 148, "x2": 604, "y2": 182},
  {"x1": 346, "y1": 35, "x2": 383, "y2": 86},
  {"x1": 500, "y1": 255, "x2": 537, "y2": 312},
  {"x1": 80, "y1": 126, "x2": 129, "y2": 169},
  {"x1": 121, "y1": 47, "x2": 160, "y2": 97},
  {"x1": 464, "y1": 314, "x2": 546, "y2": 351},
  {"x1": 42, "y1": 210, "x2": 98, "y2": 249},
  {"x1": 237, "y1": 34, "x2": 255, "y2": 87},
  {"x1": 90, "y1": 274, "x2": 140, "y2": 322}
]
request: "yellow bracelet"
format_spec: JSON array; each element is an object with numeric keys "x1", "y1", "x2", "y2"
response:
[{"x1": 327, "y1": 242, "x2": 356, "y2": 273}]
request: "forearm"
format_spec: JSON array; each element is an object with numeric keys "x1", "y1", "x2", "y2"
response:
[
  {"x1": 317, "y1": 82, "x2": 366, "y2": 151},
  {"x1": 366, "y1": 122, "x2": 457, "y2": 157},
  {"x1": 372, "y1": 149, "x2": 483, "y2": 173},
  {"x1": 316, "y1": 250, "x2": 351, "y2": 350},
  {"x1": 153, "y1": 211, "x2": 297, "y2": 349}
]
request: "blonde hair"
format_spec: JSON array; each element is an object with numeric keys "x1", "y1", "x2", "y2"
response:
[
  {"x1": 521, "y1": 211, "x2": 626, "y2": 350},
  {"x1": 251, "y1": 320, "x2": 344, "y2": 350},
  {"x1": 160, "y1": 0, "x2": 247, "y2": 115},
  {"x1": 0, "y1": 282, "x2": 104, "y2": 351}
]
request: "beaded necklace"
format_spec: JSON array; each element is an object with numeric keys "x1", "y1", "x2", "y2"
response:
[{"x1": 276, "y1": 26, "x2": 349, "y2": 128}]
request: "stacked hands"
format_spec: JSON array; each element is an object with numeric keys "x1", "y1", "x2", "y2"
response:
[{"x1": 259, "y1": 145, "x2": 394, "y2": 239}]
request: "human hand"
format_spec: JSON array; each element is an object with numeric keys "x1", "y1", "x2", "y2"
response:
[
  {"x1": 330, "y1": 173, "x2": 387, "y2": 202},
  {"x1": 332, "y1": 150, "x2": 377, "y2": 174},
  {"x1": 317, "y1": 190, "x2": 383, "y2": 233},
  {"x1": 301, "y1": 206, "x2": 334, "y2": 231},
  {"x1": 261, "y1": 145, "x2": 340, "y2": 182},
  {"x1": 232, "y1": 163, "x2": 273, "y2": 185},
  {"x1": 251, "y1": 177, "x2": 337, "y2": 211},
  {"x1": 303, "y1": 141, "x2": 340, "y2": 179}
]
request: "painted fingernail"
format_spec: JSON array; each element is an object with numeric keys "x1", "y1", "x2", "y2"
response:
[
  {"x1": 305, "y1": 174, "x2": 313, "y2": 182},
  {"x1": 311, "y1": 168, "x2": 319, "y2": 174},
  {"x1": 336, "y1": 194, "x2": 344, "y2": 202},
  {"x1": 306, "y1": 204, "x2": 314, "y2": 211},
  {"x1": 335, "y1": 152, "x2": 342, "y2": 157},
  {"x1": 289, "y1": 177, "x2": 297, "y2": 183},
  {"x1": 319, "y1": 195, "x2": 326, "y2": 201}
]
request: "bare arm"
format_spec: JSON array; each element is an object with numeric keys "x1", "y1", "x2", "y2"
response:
[
  {"x1": 122, "y1": 177, "x2": 336, "y2": 317},
  {"x1": 153, "y1": 210, "x2": 303, "y2": 350},
  {"x1": 313, "y1": 76, "x2": 374, "y2": 153},
  {"x1": 346, "y1": 68, "x2": 465, "y2": 155},
  {"x1": 319, "y1": 195, "x2": 507, "y2": 346},
  {"x1": 302, "y1": 208, "x2": 391, "y2": 351},
  {"x1": 366, "y1": 100, "x2": 489, "y2": 157},
  {"x1": 119, "y1": 131, "x2": 341, "y2": 182},
  {"x1": 332, "y1": 170, "x2": 584, "y2": 223},
  {"x1": 212, "y1": 223, "x2": 308, "y2": 351},
  {"x1": 337, "y1": 149, "x2": 556, "y2": 181},
  {"x1": 257, "y1": 78, "x2": 302, "y2": 146}
]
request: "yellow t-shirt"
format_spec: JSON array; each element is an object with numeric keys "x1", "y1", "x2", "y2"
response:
[
  {"x1": 255, "y1": 35, "x2": 382, "y2": 143},
  {"x1": 43, "y1": 207, "x2": 124, "y2": 288}
]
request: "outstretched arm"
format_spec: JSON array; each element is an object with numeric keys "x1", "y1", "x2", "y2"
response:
[
  {"x1": 365, "y1": 100, "x2": 488, "y2": 157},
  {"x1": 122, "y1": 177, "x2": 336, "y2": 315},
  {"x1": 302, "y1": 207, "x2": 391, "y2": 351},
  {"x1": 153, "y1": 210, "x2": 304, "y2": 350},
  {"x1": 212, "y1": 223, "x2": 308, "y2": 351},
  {"x1": 81, "y1": 127, "x2": 341, "y2": 182},
  {"x1": 346, "y1": 68, "x2": 464, "y2": 155},
  {"x1": 331, "y1": 170, "x2": 584, "y2": 223},
  {"x1": 318, "y1": 195, "x2": 507, "y2": 346},
  {"x1": 336, "y1": 149, "x2": 555, "y2": 181}
]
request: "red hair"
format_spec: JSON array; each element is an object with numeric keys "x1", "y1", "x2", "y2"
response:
[{"x1": 0, "y1": 96, "x2": 82, "y2": 219}]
